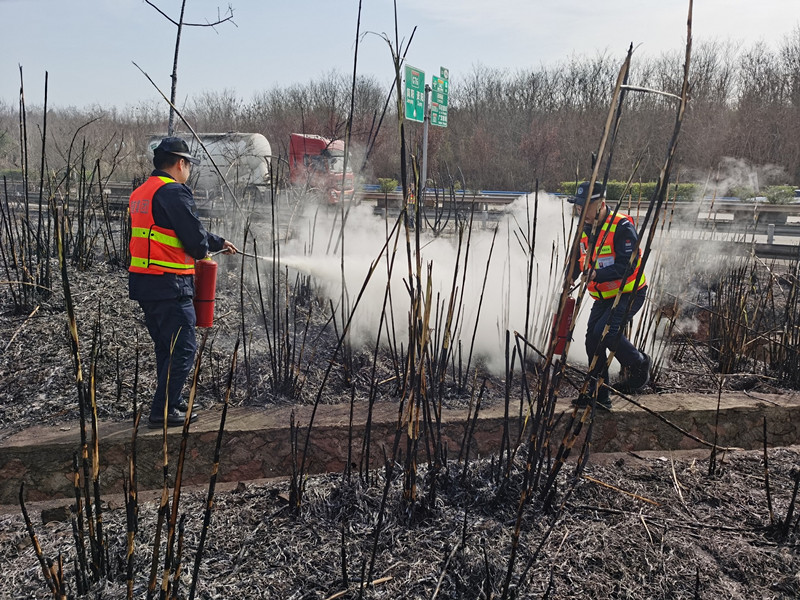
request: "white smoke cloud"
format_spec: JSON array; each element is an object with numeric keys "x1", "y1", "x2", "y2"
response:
[{"x1": 254, "y1": 192, "x2": 586, "y2": 375}]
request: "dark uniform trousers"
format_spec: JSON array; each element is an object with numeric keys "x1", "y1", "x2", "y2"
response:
[
  {"x1": 585, "y1": 285, "x2": 647, "y2": 401},
  {"x1": 138, "y1": 296, "x2": 197, "y2": 418}
]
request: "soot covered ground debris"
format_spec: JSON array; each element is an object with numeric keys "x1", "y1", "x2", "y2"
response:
[
  {"x1": 2, "y1": 261, "x2": 799, "y2": 598},
  {"x1": 2, "y1": 448, "x2": 800, "y2": 598},
  {"x1": 0, "y1": 259, "x2": 783, "y2": 440}
]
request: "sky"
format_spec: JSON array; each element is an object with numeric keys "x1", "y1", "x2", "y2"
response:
[{"x1": 1, "y1": 0, "x2": 799, "y2": 110}]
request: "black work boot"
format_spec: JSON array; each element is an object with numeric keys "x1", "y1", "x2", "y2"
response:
[
  {"x1": 614, "y1": 352, "x2": 651, "y2": 394},
  {"x1": 176, "y1": 397, "x2": 203, "y2": 412},
  {"x1": 148, "y1": 407, "x2": 198, "y2": 429}
]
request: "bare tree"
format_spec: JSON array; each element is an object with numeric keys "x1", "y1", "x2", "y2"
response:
[
  {"x1": 187, "y1": 88, "x2": 243, "y2": 132},
  {"x1": 9, "y1": 33, "x2": 800, "y2": 191},
  {"x1": 144, "y1": 0, "x2": 235, "y2": 135}
]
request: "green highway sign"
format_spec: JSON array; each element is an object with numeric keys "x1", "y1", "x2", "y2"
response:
[
  {"x1": 431, "y1": 69, "x2": 449, "y2": 128},
  {"x1": 431, "y1": 103, "x2": 448, "y2": 127},
  {"x1": 404, "y1": 65, "x2": 425, "y2": 122},
  {"x1": 431, "y1": 76, "x2": 448, "y2": 106}
]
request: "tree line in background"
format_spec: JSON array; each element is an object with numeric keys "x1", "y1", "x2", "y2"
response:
[{"x1": 1, "y1": 31, "x2": 799, "y2": 194}]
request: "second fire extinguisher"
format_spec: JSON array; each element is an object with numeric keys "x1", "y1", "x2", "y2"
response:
[
  {"x1": 194, "y1": 257, "x2": 218, "y2": 328},
  {"x1": 551, "y1": 296, "x2": 576, "y2": 355}
]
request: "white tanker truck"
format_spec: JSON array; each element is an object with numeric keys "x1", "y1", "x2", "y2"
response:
[
  {"x1": 147, "y1": 131, "x2": 354, "y2": 205},
  {"x1": 147, "y1": 132, "x2": 272, "y2": 200}
]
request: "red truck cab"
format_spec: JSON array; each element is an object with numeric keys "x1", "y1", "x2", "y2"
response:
[{"x1": 288, "y1": 133, "x2": 355, "y2": 204}]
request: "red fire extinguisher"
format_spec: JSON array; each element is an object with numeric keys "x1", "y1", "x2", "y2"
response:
[
  {"x1": 551, "y1": 296, "x2": 576, "y2": 355},
  {"x1": 194, "y1": 257, "x2": 218, "y2": 328}
]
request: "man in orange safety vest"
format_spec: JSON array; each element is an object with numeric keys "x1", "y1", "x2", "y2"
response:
[
  {"x1": 568, "y1": 181, "x2": 650, "y2": 411},
  {"x1": 129, "y1": 137, "x2": 238, "y2": 428}
]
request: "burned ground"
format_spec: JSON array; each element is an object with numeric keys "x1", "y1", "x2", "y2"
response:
[
  {"x1": 2, "y1": 259, "x2": 800, "y2": 598},
  {"x1": 2, "y1": 447, "x2": 800, "y2": 598},
  {"x1": 0, "y1": 255, "x2": 785, "y2": 441}
]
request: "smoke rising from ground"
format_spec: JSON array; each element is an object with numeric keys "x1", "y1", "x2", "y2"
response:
[
  {"x1": 266, "y1": 194, "x2": 583, "y2": 374},
  {"x1": 224, "y1": 156, "x2": 792, "y2": 380},
  {"x1": 683, "y1": 157, "x2": 791, "y2": 198},
  {"x1": 221, "y1": 188, "x2": 746, "y2": 378}
]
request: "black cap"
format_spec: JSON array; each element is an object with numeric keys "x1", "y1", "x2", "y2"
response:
[
  {"x1": 568, "y1": 181, "x2": 605, "y2": 206},
  {"x1": 153, "y1": 137, "x2": 200, "y2": 165}
]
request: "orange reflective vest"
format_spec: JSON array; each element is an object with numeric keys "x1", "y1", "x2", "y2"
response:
[
  {"x1": 580, "y1": 212, "x2": 646, "y2": 300},
  {"x1": 128, "y1": 176, "x2": 195, "y2": 275}
]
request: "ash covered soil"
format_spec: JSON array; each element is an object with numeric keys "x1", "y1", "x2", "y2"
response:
[
  {"x1": 0, "y1": 260, "x2": 783, "y2": 440},
  {"x1": 2, "y1": 262, "x2": 800, "y2": 598},
  {"x1": 2, "y1": 448, "x2": 800, "y2": 598},
  {"x1": 0, "y1": 263, "x2": 391, "y2": 440}
]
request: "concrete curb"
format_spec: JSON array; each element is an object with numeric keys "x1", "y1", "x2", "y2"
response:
[{"x1": 2, "y1": 392, "x2": 799, "y2": 504}]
